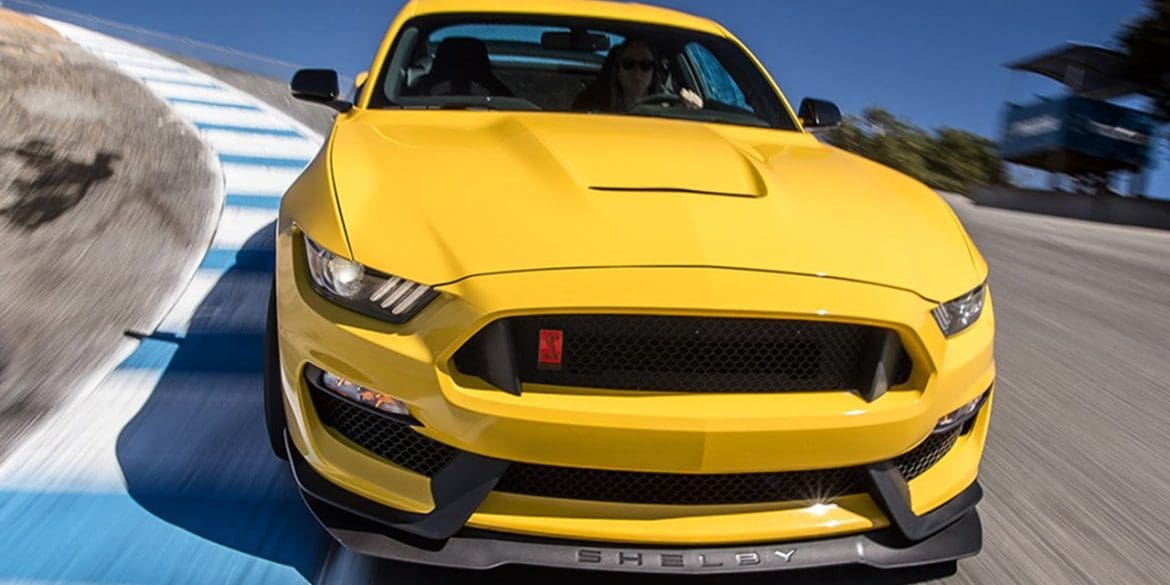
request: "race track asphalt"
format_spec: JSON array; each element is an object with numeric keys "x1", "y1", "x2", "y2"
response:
[{"x1": 937, "y1": 195, "x2": 1170, "y2": 585}]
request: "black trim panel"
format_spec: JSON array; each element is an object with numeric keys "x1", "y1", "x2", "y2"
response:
[
  {"x1": 866, "y1": 464, "x2": 982, "y2": 541},
  {"x1": 287, "y1": 432, "x2": 508, "y2": 541},
  {"x1": 325, "y1": 508, "x2": 981, "y2": 573},
  {"x1": 451, "y1": 320, "x2": 522, "y2": 395}
]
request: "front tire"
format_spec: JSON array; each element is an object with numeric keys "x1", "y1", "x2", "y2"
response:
[{"x1": 264, "y1": 278, "x2": 289, "y2": 460}]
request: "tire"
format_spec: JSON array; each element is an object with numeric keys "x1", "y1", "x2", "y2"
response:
[{"x1": 264, "y1": 277, "x2": 289, "y2": 460}]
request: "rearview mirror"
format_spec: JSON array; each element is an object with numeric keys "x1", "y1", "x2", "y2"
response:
[
  {"x1": 541, "y1": 30, "x2": 610, "y2": 51},
  {"x1": 291, "y1": 69, "x2": 352, "y2": 112},
  {"x1": 797, "y1": 98, "x2": 842, "y2": 131}
]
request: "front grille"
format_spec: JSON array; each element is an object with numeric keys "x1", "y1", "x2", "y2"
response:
[
  {"x1": 310, "y1": 387, "x2": 458, "y2": 476},
  {"x1": 495, "y1": 429, "x2": 960, "y2": 505},
  {"x1": 454, "y1": 314, "x2": 912, "y2": 394}
]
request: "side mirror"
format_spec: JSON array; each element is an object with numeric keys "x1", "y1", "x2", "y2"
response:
[
  {"x1": 291, "y1": 69, "x2": 351, "y2": 112},
  {"x1": 797, "y1": 98, "x2": 842, "y2": 131}
]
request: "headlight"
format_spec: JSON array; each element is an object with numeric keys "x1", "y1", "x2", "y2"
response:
[
  {"x1": 303, "y1": 233, "x2": 437, "y2": 323},
  {"x1": 931, "y1": 284, "x2": 986, "y2": 337}
]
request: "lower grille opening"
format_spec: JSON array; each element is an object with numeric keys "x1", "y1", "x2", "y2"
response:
[
  {"x1": 310, "y1": 383, "x2": 961, "y2": 506},
  {"x1": 495, "y1": 430, "x2": 960, "y2": 505},
  {"x1": 496, "y1": 464, "x2": 866, "y2": 506},
  {"x1": 310, "y1": 386, "x2": 458, "y2": 476}
]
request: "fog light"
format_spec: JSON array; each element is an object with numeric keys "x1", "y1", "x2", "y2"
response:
[
  {"x1": 320, "y1": 370, "x2": 410, "y2": 417},
  {"x1": 933, "y1": 390, "x2": 989, "y2": 434}
]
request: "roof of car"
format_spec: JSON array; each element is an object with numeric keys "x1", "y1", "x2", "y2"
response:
[{"x1": 401, "y1": 0, "x2": 727, "y2": 36}]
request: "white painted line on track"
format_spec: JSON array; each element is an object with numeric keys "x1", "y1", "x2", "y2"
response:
[
  {"x1": 80, "y1": 43, "x2": 167, "y2": 60},
  {"x1": 97, "y1": 56, "x2": 180, "y2": 69},
  {"x1": 140, "y1": 80, "x2": 260, "y2": 106},
  {"x1": 153, "y1": 269, "x2": 236, "y2": 336},
  {"x1": 155, "y1": 270, "x2": 274, "y2": 336},
  {"x1": 170, "y1": 101, "x2": 298, "y2": 130},
  {"x1": 117, "y1": 63, "x2": 218, "y2": 83},
  {"x1": 83, "y1": 48, "x2": 186, "y2": 70},
  {"x1": 202, "y1": 129, "x2": 322, "y2": 160},
  {"x1": 95, "y1": 53, "x2": 184, "y2": 71},
  {"x1": 223, "y1": 163, "x2": 306, "y2": 195},
  {"x1": 0, "y1": 368, "x2": 166, "y2": 493},
  {"x1": 210, "y1": 206, "x2": 281, "y2": 249}
]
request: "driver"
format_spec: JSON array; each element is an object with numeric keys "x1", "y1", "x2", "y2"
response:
[{"x1": 572, "y1": 38, "x2": 702, "y2": 113}]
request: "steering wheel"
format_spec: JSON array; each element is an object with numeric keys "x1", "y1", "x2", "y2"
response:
[{"x1": 633, "y1": 92, "x2": 684, "y2": 107}]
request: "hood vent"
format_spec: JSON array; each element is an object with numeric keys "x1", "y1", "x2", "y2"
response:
[{"x1": 589, "y1": 186, "x2": 759, "y2": 198}]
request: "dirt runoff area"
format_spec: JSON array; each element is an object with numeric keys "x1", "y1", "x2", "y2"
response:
[{"x1": 0, "y1": 11, "x2": 221, "y2": 458}]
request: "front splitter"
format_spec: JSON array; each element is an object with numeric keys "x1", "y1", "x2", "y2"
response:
[{"x1": 322, "y1": 509, "x2": 980, "y2": 574}]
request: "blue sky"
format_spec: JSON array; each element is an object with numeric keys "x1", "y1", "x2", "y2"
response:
[{"x1": 23, "y1": 0, "x2": 1168, "y2": 196}]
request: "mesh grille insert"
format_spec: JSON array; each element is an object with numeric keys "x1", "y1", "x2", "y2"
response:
[
  {"x1": 310, "y1": 387, "x2": 458, "y2": 476},
  {"x1": 494, "y1": 429, "x2": 961, "y2": 505},
  {"x1": 496, "y1": 464, "x2": 864, "y2": 505},
  {"x1": 896, "y1": 429, "x2": 960, "y2": 480},
  {"x1": 455, "y1": 314, "x2": 913, "y2": 394}
]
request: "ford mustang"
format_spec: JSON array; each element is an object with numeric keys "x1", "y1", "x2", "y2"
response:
[{"x1": 266, "y1": 0, "x2": 995, "y2": 574}]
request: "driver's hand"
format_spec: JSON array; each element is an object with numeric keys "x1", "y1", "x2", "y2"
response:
[{"x1": 680, "y1": 87, "x2": 703, "y2": 110}]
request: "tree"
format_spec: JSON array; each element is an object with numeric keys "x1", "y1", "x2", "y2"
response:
[
  {"x1": 823, "y1": 107, "x2": 1003, "y2": 194},
  {"x1": 857, "y1": 107, "x2": 934, "y2": 180},
  {"x1": 1117, "y1": 0, "x2": 1170, "y2": 119},
  {"x1": 926, "y1": 128, "x2": 1005, "y2": 192}
]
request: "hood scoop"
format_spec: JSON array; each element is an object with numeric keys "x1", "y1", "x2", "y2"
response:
[{"x1": 590, "y1": 186, "x2": 761, "y2": 198}]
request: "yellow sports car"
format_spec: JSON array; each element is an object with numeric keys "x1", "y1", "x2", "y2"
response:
[{"x1": 267, "y1": 0, "x2": 994, "y2": 573}]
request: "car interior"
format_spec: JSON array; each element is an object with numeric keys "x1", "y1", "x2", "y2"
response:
[
  {"x1": 401, "y1": 31, "x2": 617, "y2": 111},
  {"x1": 374, "y1": 19, "x2": 793, "y2": 129}
]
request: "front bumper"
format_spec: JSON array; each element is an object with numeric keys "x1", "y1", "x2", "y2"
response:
[
  {"x1": 288, "y1": 432, "x2": 982, "y2": 572},
  {"x1": 275, "y1": 225, "x2": 995, "y2": 551}
]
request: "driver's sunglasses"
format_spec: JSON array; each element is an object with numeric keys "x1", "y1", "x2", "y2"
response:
[{"x1": 619, "y1": 58, "x2": 655, "y2": 73}]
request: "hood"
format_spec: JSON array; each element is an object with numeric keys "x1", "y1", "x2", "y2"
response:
[{"x1": 328, "y1": 111, "x2": 983, "y2": 302}]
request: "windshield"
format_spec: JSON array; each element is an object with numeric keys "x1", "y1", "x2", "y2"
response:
[{"x1": 369, "y1": 15, "x2": 799, "y2": 131}]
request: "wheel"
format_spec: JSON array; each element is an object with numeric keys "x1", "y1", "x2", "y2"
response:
[{"x1": 264, "y1": 278, "x2": 289, "y2": 460}]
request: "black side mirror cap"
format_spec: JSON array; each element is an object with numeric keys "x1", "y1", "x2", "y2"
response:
[
  {"x1": 291, "y1": 69, "x2": 352, "y2": 112},
  {"x1": 798, "y1": 98, "x2": 842, "y2": 131}
]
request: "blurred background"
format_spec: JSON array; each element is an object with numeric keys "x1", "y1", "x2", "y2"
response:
[
  {"x1": 0, "y1": 1, "x2": 1167, "y2": 584},
  {"x1": 6, "y1": 0, "x2": 1169, "y2": 198}
]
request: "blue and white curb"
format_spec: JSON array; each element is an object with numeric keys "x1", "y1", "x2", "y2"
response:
[{"x1": 0, "y1": 18, "x2": 329, "y2": 585}]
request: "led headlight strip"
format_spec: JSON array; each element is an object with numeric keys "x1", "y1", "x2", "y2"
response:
[
  {"x1": 931, "y1": 284, "x2": 986, "y2": 337},
  {"x1": 303, "y1": 234, "x2": 437, "y2": 323}
]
